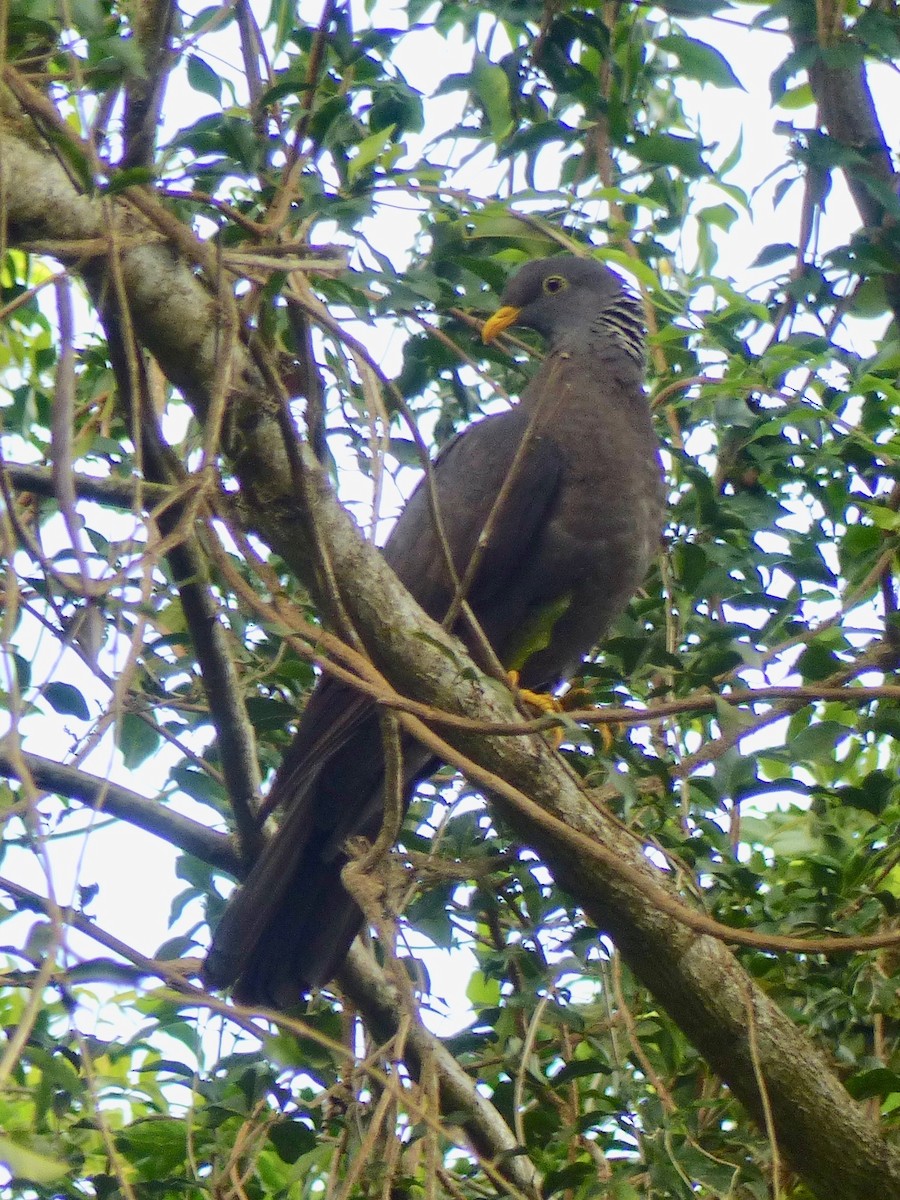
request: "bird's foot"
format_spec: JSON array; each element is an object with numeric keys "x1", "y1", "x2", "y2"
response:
[
  {"x1": 507, "y1": 675, "x2": 620, "y2": 753},
  {"x1": 508, "y1": 671, "x2": 565, "y2": 748},
  {"x1": 559, "y1": 680, "x2": 618, "y2": 753},
  {"x1": 596, "y1": 721, "x2": 616, "y2": 753}
]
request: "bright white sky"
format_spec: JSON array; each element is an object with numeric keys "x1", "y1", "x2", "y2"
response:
[{"x1": 2, "y1": 1, "x2": 897, "y2": 1048}]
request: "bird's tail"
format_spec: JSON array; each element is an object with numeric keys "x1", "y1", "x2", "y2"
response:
[{"x1": 203, "y1": 794, "x2": 367, "y2": 1007}]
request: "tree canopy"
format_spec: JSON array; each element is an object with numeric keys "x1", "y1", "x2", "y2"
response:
[{"x1": 1, "y1": 1, "x2": 899, "y2": 1198}]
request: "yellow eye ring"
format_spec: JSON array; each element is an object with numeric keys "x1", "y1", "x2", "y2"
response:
[{"x1": 543, "y1": 275, "x2": 567, "y2": 294}]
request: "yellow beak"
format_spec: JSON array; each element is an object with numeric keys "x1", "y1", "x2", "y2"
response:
[{"x1": 481, "y1": 304, "x2": 522, "y2": 343}]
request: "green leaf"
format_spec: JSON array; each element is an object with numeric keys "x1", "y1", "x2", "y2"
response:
[
  {"x1": 656, "y1": 34, "x2": 745, "y2": 90},
  {"x1": 186, "y1": 54, "x2": 222, "y2": 102},
  {"x1": 134, "y1": 1057, "x2": 198, "y2": 1080},
  {"x1": 845, "y1": 1068, "x2": 900, "y2": 1101},
  {"x1": 543, "y1": 1161, "x2": 595, "y2": 1196},
  {"x1": 269, "y1": 1120, "x2": 317, "y2": 1164},
  {"x1": 713, "y1": 695, "x2": 759, "y2": 739},
  {"x1": 551, "y1": 1057, "x2": 612, "y2": 1084},
  {"x1": 347, "y1": 124, "x2": 396, "y2": 183},
  {"x1": 697, "y1": 203, "x2": 739, "y2": 231},
  {"x1": 777, "y1": 81, "x2": 814, "y2": 110},
  {"x1": 861, "y1": 502, "x2": 900, "y2": 531},
  {"x1": 789, "y1": 720, "x2": 848, "y2": 764},
  {"x1": 466, "y1": 969, "x2": 501, "y2": 1007},
  {"x1": 104, "y1": 166, "x2": 156, "y2": 194},
  {"x1": 44, "y1": 681, "x2": 90, "y2": 720},
  {"x1": 117, "y1": 1117, "x2": 189, "y2": 1178},
  {"x1": 118, "y1": 711, "x2": 161, "y2": 770},
  {"x1": 661, "y1": 0, "x2": 734, "y2": 13},
  {"x1": 471, "y1": 53, "x2": 512, "y2": 140},
  {"x1": 184, "y1": 6, "x2": 230, "y2": 35},
  {"x1": 0, "y1": 1137, "x2": 68, "y2": 1184},
  {"x1": 12, "y1": 653, "x2": 31, "y2": 691},
  {"x1": 630, "y1": 132, "x2": 709, "y2": 176},
  {"x1": 66, "y1": 958, "x2": 143, "y2": 985},
  {"x1": 752, "y1": 242, "x2": 796, "y2": 267}
]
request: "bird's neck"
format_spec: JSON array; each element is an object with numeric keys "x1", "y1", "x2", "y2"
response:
[{"x1": 554, "y1": 292, "x2": 646, "y2": 366}]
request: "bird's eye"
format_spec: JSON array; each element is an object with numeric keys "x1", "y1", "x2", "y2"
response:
[{"x1": 543, "y1": 275, "x2": 567, "y2": 295}]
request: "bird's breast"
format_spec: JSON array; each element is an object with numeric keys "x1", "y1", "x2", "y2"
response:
[
  {"x1": 513, "y1": 353, "x2": 664, "y2": 685},
  {"x1": 532, "y1": 365, "x2": 663, "y2": 573}
]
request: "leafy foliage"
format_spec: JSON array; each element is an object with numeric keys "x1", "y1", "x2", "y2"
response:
[{"x1": 1, "y1": 1, "x2": 898, "y2": 1198}]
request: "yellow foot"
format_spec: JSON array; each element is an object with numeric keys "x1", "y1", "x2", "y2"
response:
[
  {"x1": 597, "y1": 722, "x2": 616, "y2": 754},
  {"x1": 563, "y1": 681, "x2": 617, "y2": 752},
  {"x1": 508, "y1": 674, "x2": 618, "y2": 753},
  {"x1": 508, "y1": 671, "x2": 565, "y2": 748}
]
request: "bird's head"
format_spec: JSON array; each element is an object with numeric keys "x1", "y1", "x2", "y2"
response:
[{"x1": 482, "y1": 254, "x2": 644, "y2": 363}]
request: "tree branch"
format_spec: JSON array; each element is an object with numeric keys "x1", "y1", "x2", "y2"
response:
[
  {"x1": 0, "y1": 750, "x2": 240, "y2": 873},
  {"x1": 807, "y1": 27, "x2": 900, "y2": 323},
  {"x1": 121, "y1": 0, "x2": 176, "y2": 170},
  {"x1": 0, "y1": 460, "x2": 171, "y2": 509}
]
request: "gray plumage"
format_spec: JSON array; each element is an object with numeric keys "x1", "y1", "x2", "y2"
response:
[{"x1": 203, "y1": 254, "x2": 665, "y2": 1006}]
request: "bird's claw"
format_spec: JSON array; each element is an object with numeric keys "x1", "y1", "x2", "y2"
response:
[{"x1": 508, "y1": 670, "x2": 565, "y2": 748}]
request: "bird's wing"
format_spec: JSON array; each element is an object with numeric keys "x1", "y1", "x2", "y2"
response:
[
  {"x1": 255, "y1": 675, "x2": 373, "y2": 824},
  {"x1": 205, "y1": 399, "x2": 567, "y2": 999},
  {"x1": 263, "y1": 403, "x2": 563, "y2": 821},
  {"x1": 383, "y1": 403, "x2": 565, "y2": 625},
  {"x1": 264, "y1": 405, "x2": 565, "y2": 832}
]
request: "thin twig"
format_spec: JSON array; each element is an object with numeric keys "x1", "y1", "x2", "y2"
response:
[
  {"x1": 744, "y1": 980, "x2": 782, "y2": 1200},
  {"x1": 513, "y1": 994, "x2": 550, "y2": 1146}
]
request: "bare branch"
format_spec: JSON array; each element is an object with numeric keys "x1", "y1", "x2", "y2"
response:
[
  {"x1": 0, "y1": 750, "x2": 240, "y2": 874},
  {"x1": 807, "y1": 26, "x2": 900, "y2": 322},
  {"x1": 121, "y1": 0, "x2": 176, "y2": 170},
  {"x1": 1, "y1": 461, "x2": 171, "y2": 508}
]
